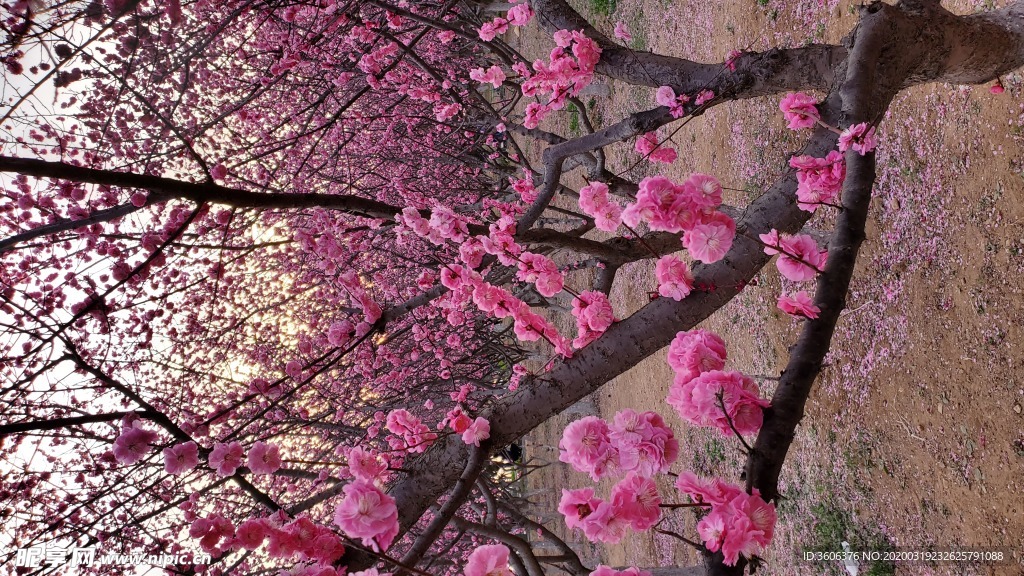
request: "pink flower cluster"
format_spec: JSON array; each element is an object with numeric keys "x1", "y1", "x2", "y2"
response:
[
  {"x1": 469, "y1": 65, "x2": 506, "y2": 88},
  {"x1": 197, "y1": 513, "x2": 344, "y2": 567},
  {"x1": 333, "y1": 479, "x2": 399, "y2": 552},
  {"x1": 779, "y1": 92, "x2": 820, "y2": 130},
  {"x1": 520, "y1": 30, "x2": 602, "y2": 128},
  {"x1": 558, "y1": 410, "x2": 678, "y2": 481},
  {"x1": 558, "y1": 473, "x2": 662, "y2": 543},
  {"x1": 578, "y1": 181, "x2": 624, "y2": 232},
  {"x1": 163, "y1": 441, "x2": 199, "y2": 475},
  {"x1": 571, "y1": 290, "x2": 614, "y2": 348},
  {"x1": 838, "y1": 122, "x2": 878, "y2": 155},
  {"x1": 398, "y1": 206, "x2": 469, "y2": 245},
  {"x1": 665, "y1": 330, "x2": 769, "y2": 436},
  {"x1": 676, "y1": 473, "x2": 777, "y2": 566},
  {"x1": 385, "y1": 409, "x2": 437, "y2": 453},
  {"x1": 758, "y1": 229, "x2": 828, "y2": 282},
  {"x1": 655, "y1": 254, "x2": 694, "y2": 301},
  {"x1": 634, "y1": 132, "x2": 677, "y2": 164},
  {"x1": 621, "y1": 174, "x2": 734, "y2": 262},
  {"x1": 790, "y1": 151, "x2": 845, "y2": 212},
  {"x1": 655, "y1": 85, "x2": 690, "y2": 118},
  {"x1": 516, "y1": 252, "x2": 564, "y2": 297}
]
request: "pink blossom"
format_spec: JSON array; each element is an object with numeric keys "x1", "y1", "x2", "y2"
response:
[
  {"x1": 655, "y1": 86, "x2": 688, "y2": 118},
  {"x1": 469, "y1": 65, "x2": 506, "y2": 88},
  {"x1": 559, "y1": 416, "x2": 615, "y2": 480},
  {"x1": 461, "y1": 417, "x2": 490, "y2": 446},
  {"x1": 655, "y1": 255, "x2": 693, "y2": 301},
  {"x1": 208, "y1": 441, "x2": 244, "y2": 476},
  {"x1": 790, "y1": 151, "x2": 845, "y2": 212},
  {"x1": 333, "y1": 479, "x2": 399, "y2": 552},
  {"x1": 667, "y1": 370, "x2": 769, "y2": 436},
  {"x1": 684, "y1": 214, "x2": 735, "y2": 264},
  {"x1": 608, "y1": 409, "x2": 678, "y2": 476},
  {"x1": 694, "y1": 90, "x2": 715, "y2": 106},
  {"x1": 516, "y1": 252, "x2": 564, "y2": 297},
  {"x1": 559, "y1": 488, "x2": 601, "y2": 530},
  {"x1": 581, "y1": 500, "x2": 629, "y2": 543},
  {"x1": 778, "y1": 291, "x2": 820, "y2": 319},
  {"x1": 779, "y1": 92, "x2": 820, "y2": 130},
  {"x1": 247, "y1": 441, "x2": 282, "y2": 475},
  {"x1": 635, "y1": 132, "x2": 677, "y2": 164},
  {"x1": 623, "y1": 176, "x2": 695, "y2": 233},
  {"x1": 838, "y1": 122, "x2": 878, "y2": 155},
  {"x1": 465, "y1": 545, "x2": 513, "y2": 576},
  {"x1": 163, "y1": 441, "x2": 199, "y2": 475},
  {"x1": 210, "y1": 163, "x2": 228, "y2": 180},
  {"x1": 684, "y1": 173, "x2": 723, "y2": 210},
  {"x1": 348, "y1": 447, "x2": 387, "y2": 481},
  {"x1": 775, "y1": 234, "x2": 827, "y2": 281},
  {"x1": 112, "y1": 425, "x2": 157, "y2": 465},
  {"x1": 613, "y1": 22, "x2": 632, "y2": 42},
  {"x1": 990, "y1": 81, "x2": 1005, "y2": 94},
  {"x1": 129, "y1": 192, "x2": 148, "y2": 207},
  {"x1": 680, "y1": 476, "x2": 777, "y2": 566},
  {"x1": 675, "y1": 471, "x2": 743, "y2": 506},
  {"x1": 235, "y1": 518, "x2": 267, "y2": 550},
  {"x1": 609, "y1": 473, "x2": 661, "y2": 530},
  {"x1": 507, "y1": 3, "x2": 533, "y2": 25},
  {"x1": 666, "y1": 329, "x2": 727, "y2": 379}
]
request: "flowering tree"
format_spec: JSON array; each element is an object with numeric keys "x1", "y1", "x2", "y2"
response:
[{"x1": 1, "y1": 0, "x2": 1022, "y2": 575}]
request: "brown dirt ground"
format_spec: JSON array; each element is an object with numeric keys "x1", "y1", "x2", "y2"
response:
[{"x1": 507, "y1": 0, "x2": 1024, "y2": 575}]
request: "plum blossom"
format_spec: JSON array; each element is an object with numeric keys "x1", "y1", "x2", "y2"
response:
[
  {"x1": 571, "y1": 290, "x2": 614, "y2": 348},
  {"x1": 655, "y1": 85, "x2": 689, "y2": 118},
  {"x1": 666, "y1": 370, "x2": 769, "y2": 436},
  {"x1": 609, "y1": 473, "x2": 661, "y2": 530},
  {"x1": 677, "y1": 474, "x2": 777, "y2": 566},
  {"x1": 247, "y1": 441, "x2": 282, "y2": 475},
  {"x1": 778, "y1": 291, "x2": 820, "y2": 319},
  {"x1": 684, "y1": 212, "x2": 735, "y2": 263},
  {"x1": 608, "y1": 409, "x2": 678, "y2": 476},
  {"x1": 235, "y1": 518, "x2": 267, "y2": 550},
  {"x1": 333, "y1": 479, "x2": 399, "y2": 551},
  {"x1": 469, "y1": 65, "x2": 506, "y2": 88},
  {"x1": 838, "y1": 122, "x2": 878, "y2": 155},
  {"x1": 655, "y1": 255, "x2": 693, "y2": 301},
  {"x1": 622, "y1": 176, "x2": 695, "y2": 232},
  {"x1": 348, "y1": 446, "x2": 387, "y2": 481},
  {"x1": 465, "y1": 545, "x2": 513, "y2": 576},
  {"x1": 559, "y1": 488, "x2": 601, "y2": 530},
  {"x1": 779, "y1": 92, "x2": 820, "y2": 130},
  {"x1": 694, "y1": 90, "x2": 715, "y2": 106},
  {"x1": 580, "y1": 500, "x2": 629, "y2": 543},
  {"x1": 385, "y1": 409, "x2": 437, "y2": 453},
  {"x1": 163, "y1": 441, "x2": 199, "y2": 475},
  {"x1": 759, "y1": 231, "x2": 828, "y2": 281},
  {"x1": 507, "y1": 3, "x2": 533, "y2": 25},
  {"x1": 613, "y1": 21, "x2": 632, "y2": 41},
  {"x1": 516, "y1": 252, "x2": 564, "y2": 297},
  {"x1": 666, "y1": 329, "x2": 727, "y2": 381},
  {"x1": 790, "y1": 151, "x2": 845, "y2": 212},
  {"x1": 112, "y1": 424, "x2": 157, "y2": 465},
  {"x1": 208, "y1": 441, "x2": 244, "y2": 476},
  {"x1": 635, "y1": 131, "x2": 677, "y2": 164},
  {"x1": 461, "y1": 417, "x2": 491, "y2": 446},
  {"x1": 578, "y1": 181, "x2": 623, "y2": 231},
  {"x1": 559, "y1": 416, "x2": 615, "y2": 480}
]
